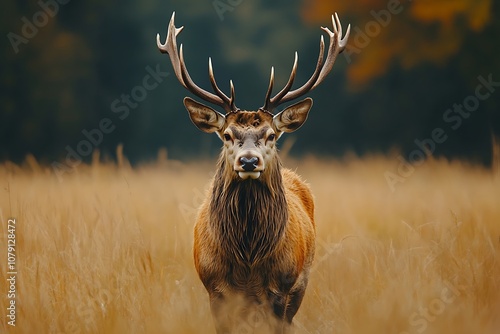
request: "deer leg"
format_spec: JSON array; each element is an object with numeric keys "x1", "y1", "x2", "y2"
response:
[
  {"x1": 284, "y1": 287, "x2": 306, "y2": 323},
  {"x1": 264, "y1": 287, "x2": 305, "y2": 334},
  {"x1": 208, "y1": 292, "x2": 232, "y2": 334},
  {"x1": 268, "y1": 292, "x2": 287, "y2": 320}
]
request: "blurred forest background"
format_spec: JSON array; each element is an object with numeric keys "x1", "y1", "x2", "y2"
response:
[{"x1": 1, "y1": 0, "x2": 499, "y2": 165}]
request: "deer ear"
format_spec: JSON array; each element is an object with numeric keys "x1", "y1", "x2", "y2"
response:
[
  {"x1": 273, "y1": 98, "x2": 313, "y2": 134},
  {"x1": 184, "y1": 97, "x2": 225, "y2": 133}
]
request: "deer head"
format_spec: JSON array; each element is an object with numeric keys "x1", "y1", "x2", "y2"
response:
[{"x1": 157, "y1": 12, "x2": 350, "y2": 180}]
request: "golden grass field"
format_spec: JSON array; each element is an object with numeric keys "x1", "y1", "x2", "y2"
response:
[{"x1": 1, "y1": 152, "x2": 499, "y2": 333}]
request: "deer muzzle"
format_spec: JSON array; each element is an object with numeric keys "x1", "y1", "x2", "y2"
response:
[{"x1": 235, "y1": 152, "x2": 264, "y2": 180}]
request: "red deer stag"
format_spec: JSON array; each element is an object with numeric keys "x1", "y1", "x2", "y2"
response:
[{"x1": 157, "y1": 12, "x2": 350, "y2": 333}]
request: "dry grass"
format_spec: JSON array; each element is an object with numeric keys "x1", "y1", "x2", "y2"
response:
[{"x1": 0, "y1": 154, "x2": 499, "y2": 333}]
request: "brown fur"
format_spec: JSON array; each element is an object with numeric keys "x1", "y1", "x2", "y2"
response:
[
  {"x1": 193, "y1": 111, "x2": 315, "y2": 333},
  {"x1": 160, "y1": 11, "x2": 350, "y2": 331}
]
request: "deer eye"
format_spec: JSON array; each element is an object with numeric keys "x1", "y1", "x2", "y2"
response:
[{"x1": 223, "y1": 134, "x2": 232, "y2": 141}]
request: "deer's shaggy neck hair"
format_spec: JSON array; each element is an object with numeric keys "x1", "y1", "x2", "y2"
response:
[{"x1": 209, "y1": 150, "x2": 288, "y2": 266}]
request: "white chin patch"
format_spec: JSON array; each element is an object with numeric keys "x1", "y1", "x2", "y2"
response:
[{"x1": 238, "y1": 171, "x2": 261, "y2": 180}]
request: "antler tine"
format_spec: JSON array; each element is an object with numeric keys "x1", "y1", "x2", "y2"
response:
[
  {"x1": 313, "y1": 13, "x2": 351, "y2": 88},
  {"x1": 156, "y1": 12, "x2": 186, "y2": 88},
  {"x1": 229, "y1": 80, "x2": 236, "y2": 111},
  {"x1": 157, "y1": 12, "x2": 236, "y2": 113},
  {"x1": 178, "y1": 45, "x2": 233, "y2": 112},
  {"x1": 262, "y1": 67, "x2": 275, "y2": 111},
  {"x1": 264, "y1": 37, "x2": 325, "y2": 112},
  {"x1": 261, "y1": 13, "x2": 350, "y2": 113},
  {"x1": 268, "y1": 52, "x2": 299, "y2": 108},
  {"x1": 208, "y1": 57, "x2": 235, "y2": 111}
]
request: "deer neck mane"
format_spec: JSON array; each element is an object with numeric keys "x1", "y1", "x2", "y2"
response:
[{"x1": 209, "y1": 153, "x2": 288, "y2": 265}]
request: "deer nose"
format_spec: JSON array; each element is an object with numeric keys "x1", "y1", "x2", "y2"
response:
[{"x1": 239, "y1": 157, "x2": 259, "y2": 171}]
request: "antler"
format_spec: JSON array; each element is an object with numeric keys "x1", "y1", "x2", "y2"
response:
[
  {"x1": 261, "y1": 13, "x2": 350, "y2": 113},
  {"x1": 157, "y1": 12, "x2": 236, "y2": 113}
]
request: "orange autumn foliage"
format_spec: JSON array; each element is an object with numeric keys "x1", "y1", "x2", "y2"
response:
[{"x1": 302, "y1": 0, "x2": 492, "y2": 89}]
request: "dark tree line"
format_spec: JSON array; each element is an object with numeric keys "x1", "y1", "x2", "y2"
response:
[{"x1": 1, "y1": 0, "x2": 499, "y2": 165}]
